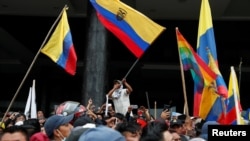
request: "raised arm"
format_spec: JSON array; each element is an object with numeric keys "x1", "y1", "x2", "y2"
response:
[
  {"x1": 107, "y1": 82, "x2": 120, "y2": 98},
  {"x1": 122, "y1": 78, "x2": 133, "y2": 94}
]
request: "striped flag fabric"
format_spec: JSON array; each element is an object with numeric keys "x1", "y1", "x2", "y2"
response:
[
  {"x1": 89, "y1": 0, "x2": 166, "y2": 58},
  {"x1": 176, "y1": 28, "x2": 217, "y2": 116},
  {"x1": 41, "y1": 8, "x2": 77, "y2": 75}
]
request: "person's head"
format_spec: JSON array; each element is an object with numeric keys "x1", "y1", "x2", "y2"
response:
[
  {"x1": 78, "y1": 125, "x2": 126, "y2": 141},
  {"x1": 108, "y1": 105, "x2": 116, "y2": 117},
  {"x1": 14, "y1": 113, "x2": 26, "y2": 126},
  {"x1": 1, "y1": 125, "x2": 29, "y2": 141},
  {"x1": 114, "y1": 80, "x2": 122, "y2": 85},
  {"x1": 169, "y1": 129, "x2": 181, "y2": 141},
  {"x1": 115, "y1": 113, "x2": 127, "y2": 123},
  {"x1": 141, "y1": 120, "x2": 172, "y2": 141},
  {"x1": 37, "y1": 110, "x2": 45, "y2": 118},
  {"x1": 44, "y1": 114, "x2": 74, "y2": 140},
  {"x1": 22, "y1": 118, "x2": 41, "y2": 137},
  {"x1": 170, "y1": 119, "x2": 184, "y2": 135},
  {"x1": 73, "y1": 115, "x2": 94, "y2": 127},
  {"x1": 115, "y1": 122, "x2": 141, "y2": 141},
  {"x1": 199, "y1": 121, "x2": 219, "y2": 140},
  {"x1": 30, "y1": 132, "x2": 50, "y2": 141}
]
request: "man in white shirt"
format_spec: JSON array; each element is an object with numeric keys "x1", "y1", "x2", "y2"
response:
[{"x1": 107, "y1": 78, "x2": 133, "y2": 116}]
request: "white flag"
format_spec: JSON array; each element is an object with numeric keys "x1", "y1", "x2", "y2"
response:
[
  {"x1": 24, "y1": 87, "x2": 32, "y2": 119},
  {"x1": 30, "y1": 80, "x2": 37, "y2": 118},
  {"x1": 24, "y1": 80, "x2": 37, "y2": 119}
]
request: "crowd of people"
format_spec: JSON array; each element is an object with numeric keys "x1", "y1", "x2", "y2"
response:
[{"x1": 0, "y1": 79, "x2": 220, "y2": 141}]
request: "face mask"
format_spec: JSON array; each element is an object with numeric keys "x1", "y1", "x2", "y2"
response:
[{"x1": 61, "y1": 138, "x2": 66, "y2": 141}]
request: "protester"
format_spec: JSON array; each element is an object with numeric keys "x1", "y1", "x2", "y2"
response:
[
  {"x1": 141, "y1": 120, "x2": 173, "y2": 141},
  {"x1": 115, "y1": 121, "x2": 141, "y2": 141},
  {"x1": 44, "y1": 114, "x2": 74, "y2": 141},
  {"x1": 199, "y1": 121, "x2": 219, "y2": 140},
  {"x1": 1, "y1": 125, "x2": 29, "y2": 141},
  {"x1": 78, "y1": 125, "x2": 126, "y2": 141},
  {"x1": 37, "y1": 110, "x2": 46, "y2": 128},
  {"x1": 107, "y1": 78, "x2": 133, "y2": 116},
  {"x1": 30, "y1": 132, "x2": 50, "y2": 141}
]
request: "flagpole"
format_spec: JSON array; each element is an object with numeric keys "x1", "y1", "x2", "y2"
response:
[
  {"x1": 175, "y1": 27, "x2": 189, "y2": 117},
  {"x1": 123, "y1": 58, "x2": 139, "y2": 79},
  {"x1": 0, "y1": 5, "x2": 68, "y2": 124}
]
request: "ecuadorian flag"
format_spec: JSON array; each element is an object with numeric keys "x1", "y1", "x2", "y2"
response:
[
  {"x1": 41, "y1": 8, "x2": 77, "y2": 75},
  {"x1": 197, "y1": 0, "x2": 217, "y2": 64},
  {"x1": 90, "y1": 0, "x2": 166, "y2": 58},
  {"x1": 176, "y1": 28, "x2": 217, "y2": 117}
]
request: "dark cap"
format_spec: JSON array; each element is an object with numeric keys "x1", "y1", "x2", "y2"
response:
[
  {"x1": 170, "y1": 119, "x2": 183, "y2": 128},
  {"x1": 44, "y1": 114, "x2": 74, "y2": 137}
]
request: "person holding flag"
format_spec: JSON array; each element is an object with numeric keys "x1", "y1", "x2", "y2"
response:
[{"x1": 107, "y1": 78, "x2": 133, "y2": 116}]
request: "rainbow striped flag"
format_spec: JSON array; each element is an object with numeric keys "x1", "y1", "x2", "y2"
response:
[
  {"x1": 90, "y1": 0, "x2": 166, "y2": 58},
  {"x1": 176, "y1": 28, "x2": 217, "y2": 116}
]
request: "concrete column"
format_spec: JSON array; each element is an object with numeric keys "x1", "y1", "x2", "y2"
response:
[{"x1": 81, "y1": 7, "x2": 108, "y2": 107}]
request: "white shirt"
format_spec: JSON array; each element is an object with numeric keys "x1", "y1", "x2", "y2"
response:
[{"x1": 112, "y1": 89, "x2": 130, "y2": 115}]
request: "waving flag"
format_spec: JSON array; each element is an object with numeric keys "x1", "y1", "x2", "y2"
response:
[
  {"x1": 197, "y1": 0, "x2": 228, "y2": 98},
  {"x1": 197, "y1": 0, "x2": 217, "y2": 64},
  {"x1": 176, "y1": 28, "x2": 217, "y2": 116},
  {"x1": 199, "y1": 50, "x2": 226, "y2": 122},
  {"x1": 225, "y1": 66, "x2": 243, "y2": 125},
  {"x1": 89, "y1": 0, "x2": 166, "y2": 58},
  {"x1": 41, "y1": 8, "x2": 77, "y2": 75}
]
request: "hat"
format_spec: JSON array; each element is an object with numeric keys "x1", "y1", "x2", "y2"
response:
[
  {"x1": 199, "y1": 121, "x2": 219, "y2": 140},
  {"x1": 170, "y1": 119, "x2": 183, "y2": 128},
  {"x1": 78, "y1": 125, "x2": 126, "y2": 141},
  {"x1": 65, "y1": 126, "x2": 90, "y2": 141},
  {"x1": 66, "y1": 123, "x2": 96, "y2": 141},
  {"x1": 44, "y1": 114, "x2": 74, "y2": 137}
]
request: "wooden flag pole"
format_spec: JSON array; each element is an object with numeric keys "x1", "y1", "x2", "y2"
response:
[
  {"x1": 176, "y1": 27, "x2": 189, "y2": 117},
  {"x1": 0, "y1": 5, "x2": 68, "y2": 124}
]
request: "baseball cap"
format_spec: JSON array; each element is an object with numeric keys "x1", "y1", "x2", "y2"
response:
[
  {"x1": 199, "y1": 121, "x2": 219, "y2": 140},
  {"x1": 65, "y1": 123, "x2": 96, "y2": 141},
  {"x1": 44, "y1": 114, "x2": 74, "y2": 137},
  {"x1": 78, "y1": 125, "x2": 125, "y2": 141}
]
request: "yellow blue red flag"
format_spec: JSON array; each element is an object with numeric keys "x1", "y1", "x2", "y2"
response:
[
  {"x1": 90, "y1": 0, "x2": 166, "y2": 58},
  {"x1": 176, "y1": 28, "x2": 217, "y2": 117},
  {"x1": 41, "y1": 8, "x2": 77, "y2": 75}
]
